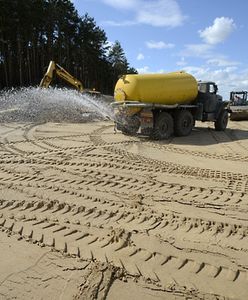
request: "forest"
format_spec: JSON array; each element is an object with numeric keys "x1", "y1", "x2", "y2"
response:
[{"x1": 0, "y1": 0, "x2": 137, "y2": 94}]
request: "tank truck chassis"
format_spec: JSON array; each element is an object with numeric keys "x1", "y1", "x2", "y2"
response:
[{"x1": 112, "y1": 99, "x2": 228, "y2": 140}]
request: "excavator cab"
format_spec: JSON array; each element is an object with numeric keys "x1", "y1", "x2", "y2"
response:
[
  {"x1": 230, "y1": 91, "x2": 247, "y2": 106},
  {"x1": 229, "y1": 91, "x2": 248, "y2": 121}
]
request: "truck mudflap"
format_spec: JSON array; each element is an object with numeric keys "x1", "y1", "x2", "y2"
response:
[
  {"x1": 140, "y1": 109, "x2": 154, "y2": 135},
  {"x1": 114, "y1": 111, "x2": 141, "y2": 135},
  {"x1": 113, "y1": 103, "x2": 141, "y2": 134},
  {"x1": 114, "y1": 109, "x2": 154, "y2": 136}
]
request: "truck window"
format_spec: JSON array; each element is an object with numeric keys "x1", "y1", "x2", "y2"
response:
[
  {"x1": 209, "y1": 84, "x2": 215, "y2": 93},
  {"x1": 198, "y1": 83, "x2": 207, "y2": 93}
]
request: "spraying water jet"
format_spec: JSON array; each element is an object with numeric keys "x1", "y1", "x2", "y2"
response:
[{"x1": 0, "y1": 87, "x2": 114, "y2": 123}]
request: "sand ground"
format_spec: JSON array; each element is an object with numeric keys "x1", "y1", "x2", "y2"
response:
[{"x1": 0, "y1": 120, "x2": 248, "y2": 300}]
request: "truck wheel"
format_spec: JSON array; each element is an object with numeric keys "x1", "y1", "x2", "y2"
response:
[
  {"x1": 215, "y1": 110, "x2": 228, "y2": 131},
  {"x1": 153, "y1": 112, "x2": 173, "y2": 140},
  {"x1": 174, "y1": 110, "x2": 194, "y2": 136}
]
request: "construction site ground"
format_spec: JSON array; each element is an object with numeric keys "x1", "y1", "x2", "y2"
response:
[{"x1": 0, "y1": 119, "x2": 248, "y2": 300}]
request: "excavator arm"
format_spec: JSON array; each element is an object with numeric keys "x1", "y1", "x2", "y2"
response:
[{"x1": 39, "y1": 61, "x2": 83, "y2": 92}]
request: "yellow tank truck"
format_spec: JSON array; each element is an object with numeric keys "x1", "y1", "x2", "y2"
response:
[{"x1": 112, "y1": 71, "x2": 229, "y2": 139}]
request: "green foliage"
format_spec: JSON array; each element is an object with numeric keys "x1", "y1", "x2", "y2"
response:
[
  {"x1": 107, "y1": 41, "x2": 138, "y2": 90},
  {"x1": 0, "y1": 0, "x2": 137, "y2": 94}
]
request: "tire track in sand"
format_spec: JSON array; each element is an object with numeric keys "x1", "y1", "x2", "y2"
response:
[
  {"x1": 1, "y1": 194, "x2": 248, "y2": 252},
  {"x1": 1, "y1": 121, "x2": 248, "y2": 299},
  {"x1": 1, "y1": 158, "x2": 248, "y2": 212},
  {"x1": 89, "y1": 125, "x2": 248, "y2": 185},
  {"x1": 0, "y1": 200, "x2": 247, "y2": 299}
]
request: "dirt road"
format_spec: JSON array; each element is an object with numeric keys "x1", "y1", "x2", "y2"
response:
[{"x1": 0, "y1": 120, "x2": 248, "y2": 299}]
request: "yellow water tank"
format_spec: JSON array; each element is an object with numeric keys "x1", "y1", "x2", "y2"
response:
[{"x1": 114, "y1": 71, "x2": 198, "y2": 105}]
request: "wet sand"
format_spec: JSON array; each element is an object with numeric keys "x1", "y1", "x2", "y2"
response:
[{"x1": 0, "y1": 119, "x2": 248, "y2": 299}]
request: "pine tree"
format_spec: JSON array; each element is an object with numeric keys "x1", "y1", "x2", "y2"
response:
[
  {"x1": 0, "y1": 0, "x2": 137, "y2": 94},
  {"x1": 107, "y1": 40, "x2": 137, "y2": 89}
]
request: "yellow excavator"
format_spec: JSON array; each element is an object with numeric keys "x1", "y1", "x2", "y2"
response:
[{"x1": 39, "y1": 61, "x2": 100, "y2": 97}]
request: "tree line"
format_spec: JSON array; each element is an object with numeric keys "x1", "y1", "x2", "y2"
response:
[{"x1": 0, "y1": 0, "x2": 137, "y2": 94}]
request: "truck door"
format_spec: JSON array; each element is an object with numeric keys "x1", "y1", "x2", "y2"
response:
[{"x1": 198, "y1": 82, "x2": 218, "y2": 113}]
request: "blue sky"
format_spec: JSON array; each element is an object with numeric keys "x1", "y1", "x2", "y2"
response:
[{"x1": 72, "y1": 0, "x2": 248, "y2": 99}]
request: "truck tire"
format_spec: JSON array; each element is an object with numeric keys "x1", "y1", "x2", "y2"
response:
[
  {"x1": 174, "y1": 110, "x2": 194, "y2": 136},
  {"x1": 153, "y1": 112, "x2": 173, "y2": 140},
  {"x1": 215, "y1": 109, "x2": 228, "y2": 131}
]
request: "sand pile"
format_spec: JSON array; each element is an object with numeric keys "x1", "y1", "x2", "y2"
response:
[{"x1": 0, "y1": 87, "x2": 114, "y2": 123}]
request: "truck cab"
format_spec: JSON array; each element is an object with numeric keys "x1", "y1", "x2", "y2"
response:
[
  {"x1": 196, "y1": 81, "x2": 225, "y2": 121},
  {"x1": 198, "y1": 81, "x2": 222, "y2": 101},
  {"x1": 198, "y1": 81, "x2": 218, "y2": 94}
]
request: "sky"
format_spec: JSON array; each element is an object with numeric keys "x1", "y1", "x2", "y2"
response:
[{"x1": 72, "y1": 0, "x2": 248, "y2": 99}]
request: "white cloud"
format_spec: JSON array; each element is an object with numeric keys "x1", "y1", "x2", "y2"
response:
[
  {"x1": 101, "y1": 0, "x2": 186, "y2": 27},
  {"x1": 199, "y1": 17, "x2": 236, "y2": 45},
  {"x1": 106, "y1": 40, "x2": 114, "y2": 48},
  {"x1": 146, "y1": 41, "x2": 175, "y2": 49},
  {"x1": 137, "y1": 66, "x2": 150, "y2": 73},
  {"x1": 137, "y1": 53, "x2": 145, "y2": 60},
  {"x1": 183, "y1": 66, "x2": 209, "y2": 78},
  {"x1": 104, "y1": 40, "x2": 115, "y2": 55},
  {"x1": 102, "y1": 0, "x2": 138, "y2": 10},
  {"x1": 137, "y1": 0, "x2": 185, "y2": 27},
  {"x1": 102, "y1": 20, "x2": 136, "y2": 27},
  {"x1": 135, "y1": 63, "x2": 248, "y2": 99},
  {"x1": 136, "y1": 66, "x2": 169, "y2": 74},
  {"x1": 176, "y1": 57, "x2": 187, "y2": 66},
  {"x1": 180, "y1": 45, "x2": 240, "y2": 74},
  {"x1": 182, "y1": 65, "x2": 248, "y2": 100},
  {"x1": 182, "y1": 43, "x2": 213, "y2": 58},
  {"x1": 207, "y1": 58, "x2": 240, "y2": 67}
]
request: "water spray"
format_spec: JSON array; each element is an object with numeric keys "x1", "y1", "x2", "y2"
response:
[{"x1": 0, "y1": 87, "x2": 115, "y2": 123}]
